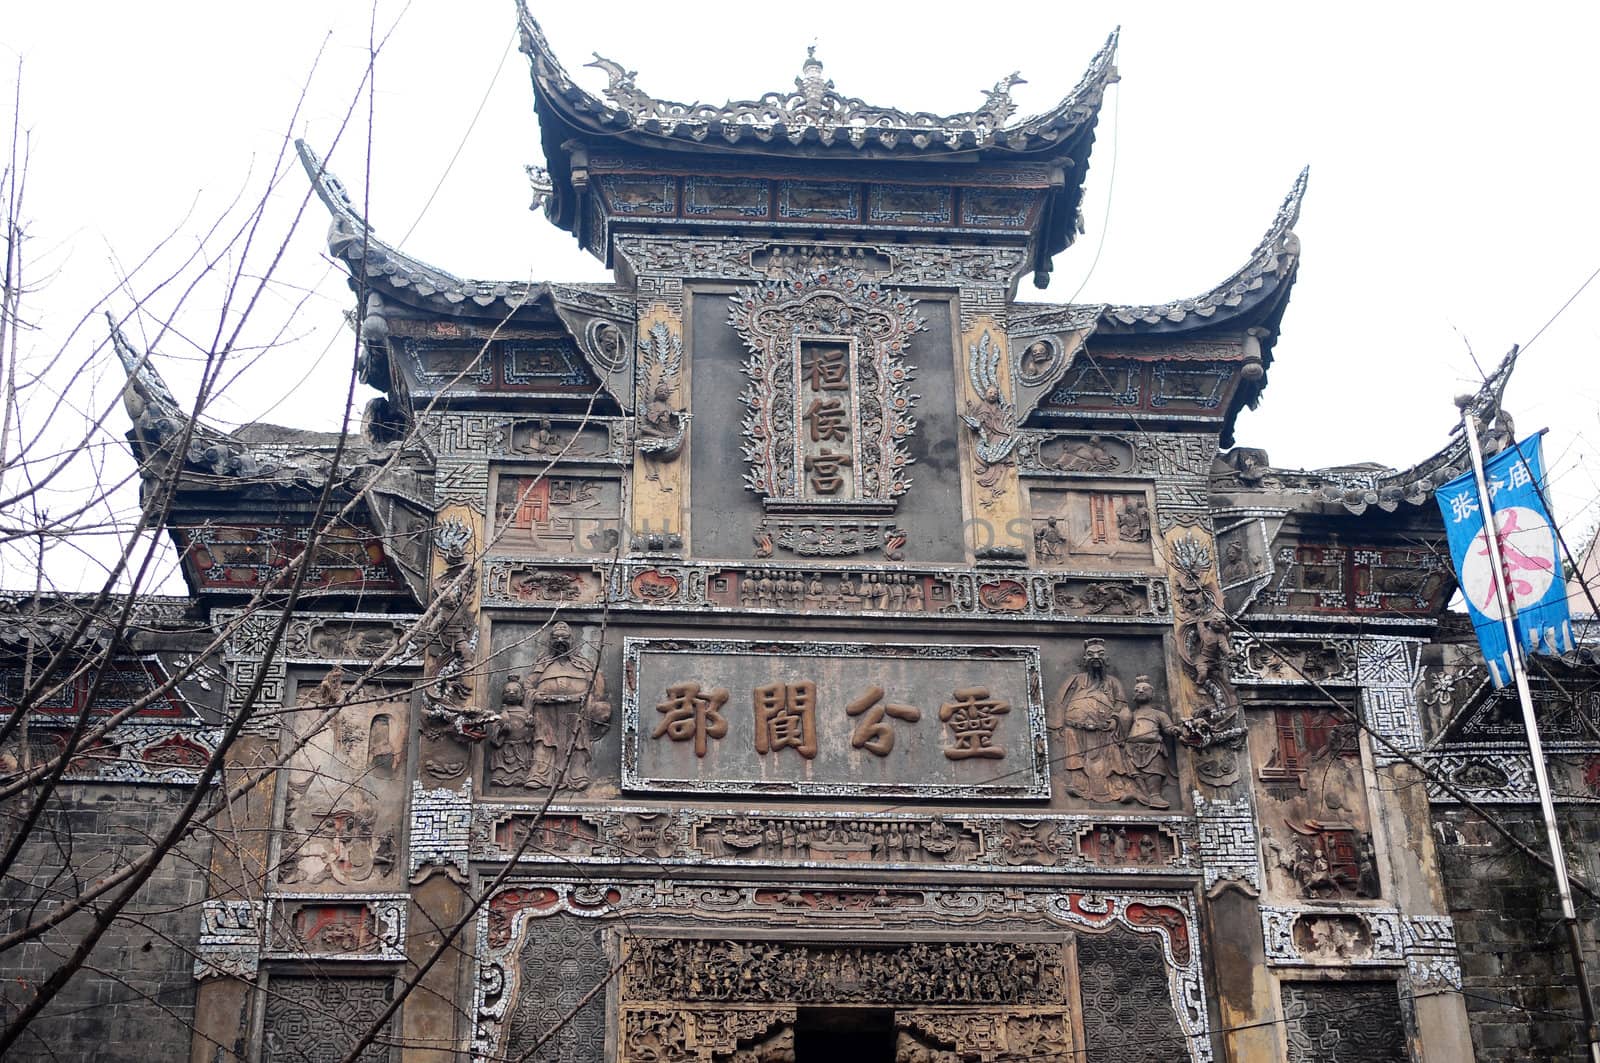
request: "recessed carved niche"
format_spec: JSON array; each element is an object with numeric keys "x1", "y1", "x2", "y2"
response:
[
  {"x1": 1027, "y1": 484, "x2": 1155, "y2": 571},
  {"x1": 490, "y1": 471, "x2": 623, "y2": 557},
  {"x1": 1250, "y1": 705, "x2": 1380, "y2": 903},
  {"x1": 276, "y1": 676, "x2": 406, "y2": 891}
]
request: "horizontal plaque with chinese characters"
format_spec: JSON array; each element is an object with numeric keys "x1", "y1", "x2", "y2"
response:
[{"x1": 622, "y1": 638, "x2": 1048, "y2": 799}]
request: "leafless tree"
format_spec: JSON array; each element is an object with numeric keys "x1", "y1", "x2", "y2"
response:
[{"x1": 0, "y1": 14, "x2": 617, "y2": 1058}]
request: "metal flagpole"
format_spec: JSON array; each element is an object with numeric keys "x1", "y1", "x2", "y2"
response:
[{"x1": 1461, "y1": 406, "x2": 1600, "y2": 1062}]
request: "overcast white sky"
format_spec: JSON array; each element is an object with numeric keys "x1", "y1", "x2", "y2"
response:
[{"x1": 4, "y1": 2, "x2": 1598, "y2": 590}]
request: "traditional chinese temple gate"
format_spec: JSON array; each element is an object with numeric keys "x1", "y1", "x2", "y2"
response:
[{"x1": 142, "y1": 6, "x2": 1488, "y2": 1062}]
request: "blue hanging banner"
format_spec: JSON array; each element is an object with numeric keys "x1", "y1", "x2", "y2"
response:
[{"x1": 1436, "y1": 434, "x2": 1573, "y2": 686}]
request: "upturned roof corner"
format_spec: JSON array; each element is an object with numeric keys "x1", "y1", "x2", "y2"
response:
[
  {"x1": 110, "y1": 311, "x2": 340, "y2": 483},
  {"x1": 1215, "y1": 344, "x2": 1522, "y2": 519},
  {"x1": 296, "y1": 139, "x2": 547, "y2": 316},
  {"x1": 1100, "y1": 166, "x2": 1307, "y2": 337}
]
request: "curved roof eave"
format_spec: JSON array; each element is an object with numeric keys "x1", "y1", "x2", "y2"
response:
[
  {"x1": 515, "y1": 3, "x2": 1117, "y2": 161},
  {"x1": 1218, "y1": 346, "x2": 1521, "y2": 518},
  {"x1": 1011, "y1": 168, "x2": 1307, "y2": 345},
  {"x1": 1097, "y1": 167, "x2": 1308, "y2": 338},
  {"x1": 296, "y1": 141, "x2": 637, "y2": 411},
  {"x1": 109, "y1": 313, "x2": 337, "y2": 484},
  {"x1": 296, "y1": 140, "x2": 552, "y2": 319}
]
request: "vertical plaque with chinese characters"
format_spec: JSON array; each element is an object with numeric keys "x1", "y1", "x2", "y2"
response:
[
  {"x1": 797, "y1": 339, "x2": 856, "y2": 500},
  {"x1": 730, "y1": 265, "x2": 923, "y2": 509},
  {"x1": 622, "y1": 638, "x2": 1048, "y2": 798}
]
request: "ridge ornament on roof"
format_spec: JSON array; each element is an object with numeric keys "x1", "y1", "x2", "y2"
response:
[
  {"x1": 516, "y1": 2, "x2": 1117, "y2": 155},
  {"x1": 583, "y1": 46, "x2": 1030, "y2": 149}
]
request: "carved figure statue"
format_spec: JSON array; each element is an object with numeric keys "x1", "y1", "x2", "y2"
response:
[
  {"x1": 1220, "y1": 538, "x2": 1253, "y2": 583},
  {"x1": 962, "y1": 331, "x2": 1017, "y2": 502},
  {"x1": 1115, "y1": 498, "x2": 1150, "y2": 542},
  {"x1": 636, "y1": 321, "x2": 688, "y2": 468},
  {"x1": 490, "y1": 622, "x2": 611, "y2": 792},
  {"x1": 1119, "y1": 675, "x2": 1180, "y2": 809},
  {"x1": 1051, "y1": 639, "x2": 1133, "y2": 803},
  {"x1": 1034, "y1": 517, "x2": 1066, "y2": 562},
  {"x1": 1019, "y1": 338, "x2": 1055, "y2": 379}
]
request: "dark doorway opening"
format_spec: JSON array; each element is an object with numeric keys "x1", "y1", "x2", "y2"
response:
[{"x1": 793, "y1": 1007, "x2": 896, "y2": 1063}]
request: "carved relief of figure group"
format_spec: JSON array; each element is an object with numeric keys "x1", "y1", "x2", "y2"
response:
[
  {"x1": 1051, "y1": 638, "x2": 1180, "y2": 808},
  {"x1": 488, "y1": 622, "x2": 613, "y2": 792}
]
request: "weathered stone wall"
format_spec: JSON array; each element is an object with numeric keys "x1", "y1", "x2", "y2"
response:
[
  {"x1": 0, "y1": 783, "x2": 211, "y2": 1062},
  {"x1": 1433, "y1": 804, "x2": 1600, "y2": 1062}
]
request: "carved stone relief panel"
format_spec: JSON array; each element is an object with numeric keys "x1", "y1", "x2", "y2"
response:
[
  {"x1": 484, "y1": 623, "x2": 615, "y2": 798},
  {"x1": 1213, "y1": 514, "x2": 1277, "y2": 615},
  {"x1": 1249, "y1": 706, "x2": 1380, "y2": 903},
  {"x1": 1017, "y1": 432, "x2": 1136, "y2": 475},
  {"x1": 505, "y1": 417, "x2": 615, "y2": 460},
  {"x1": 542, "y1": 562, "x2": 1170, "y2": 623},
  {"x1": 1257, "y1": 542, "x2": 1451, "y2": 616},
  {"x1": 1259, "y1": 905, "x2": 1405, "y2": 968},
  {"x1": 276, "y1": 675, "x2": 407, "y2": 890},
  {"x1": 1028, "y1": 484, "x2": 1155, "y2": 571},
  {"x1": 1048, "y1": 638, "x2": 1182, "y2": 810},
  {"x1": 266, "y1": 894, "x2": 407, "y2": 962},
  {"x1": 277, "y1": 614, "x2": 423, "y2": 665},
  {"x1": 260, "y1": 974, "x2": 396, "y2": 1063},
  {"x1": 173, "y1": 519, "x2": 408, "y2": 595},
  {"x1": 622, "y1": 937, "x2": 1072, "y2": 1006},
  {"x1": 623, "y1": 638, "x2": 1048, "y2": 799},
  {"x1": 1229, "y1": 635, "x2": 1360, "y2": 687},
  {"x1": 707, "y1": 568, "x2": 950, "y2": 613},
  {"x1": 1048, "y1": 577, "x2": 1156, "y2": 617},
  {"x1": 490, "y1": 472, "x2": 623, "y2": 557},
  {"x1": 1076, "y1": 823, "x2": 1181, "y2": 867},
  {"x1": 616, "y1": 937, "x2": 1080, "y2": 1063},
  {"x1": 896, "y1": 1011, "x2": 1076, "y2": 1063},
  {"x1": 472, "y1": 805, "x2": 1197, "y2": 875},
  {"x1": 482, "y1": 560, "x2": 606, "y2": 606},
  {"x1": 1279, "y1": 980, "x2": 1407, "y2": 1062}
]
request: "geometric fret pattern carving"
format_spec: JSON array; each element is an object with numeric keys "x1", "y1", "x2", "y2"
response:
[
  {"x1": 1193, "y1": 793, "x2": 1261, "y2": 894},
  {"x1": 261, "y1": 975, "x2": 396, "y2": 1063},
  {"x1": 1356, "y1": 637, "x2": 1423, "y2": 767},
  {"x1": 409, "y1": 780, "x2": 472, "y2": 878},
  {"x1": 193, "y1": 899, "x2": 265, "y2": 980},
  {"x1": 1078, "y1": 927, "x2": 1187, "y2": 1063},
  {"x1": 505, "y1": 916, "x2": 608, "y2": 1063},
  {"x1": 1280, "y1": 980, "x2": 1407, "y2": 1062},
  {"x1": 1403, "y1": 915, "x2": 1463, "y2": 989}
]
